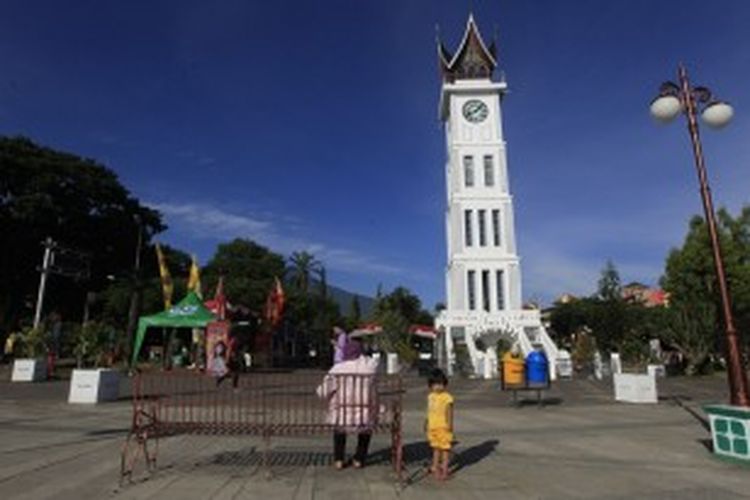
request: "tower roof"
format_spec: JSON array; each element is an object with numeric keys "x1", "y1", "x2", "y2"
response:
[{"x1": 438, "y1": 13, "x2": 497, "y2": 82}]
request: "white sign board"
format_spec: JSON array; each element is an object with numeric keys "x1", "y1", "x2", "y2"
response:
[
  {"x1": 11, "y1": 359, "x2": 46, "y2": 382},
  {"x1": 68, "y1": 369, "x2": 121, "y2": 404},
  {"x1": 614, "y1": 373, "x2": 658, "y2": 403}
]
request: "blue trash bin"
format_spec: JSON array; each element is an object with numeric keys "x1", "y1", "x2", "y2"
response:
[{"x1": 525, "y1": 350, "x2": 548, "y2": 385}]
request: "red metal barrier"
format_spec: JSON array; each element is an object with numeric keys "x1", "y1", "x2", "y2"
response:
[{"x1": 120, "y1": 371, "x2": 403, "y2": 483}]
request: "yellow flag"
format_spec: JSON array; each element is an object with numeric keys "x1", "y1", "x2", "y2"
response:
[
  {"x1": 187, "y1": 254, "x2": 202, "y2": 299},
  {"x1": 155, "y1": 243, "x2": 174, "y2": 310}
]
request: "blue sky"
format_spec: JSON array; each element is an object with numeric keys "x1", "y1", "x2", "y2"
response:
[{"x1": 2, "y1": 0, "x2": 749, "y2": 308}]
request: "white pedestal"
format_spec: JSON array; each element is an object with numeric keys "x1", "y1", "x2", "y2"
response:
[
  {"x1": 610, "y1": 353, "x2": 622, "y2": 375},
  {"x1": 556, "y1": 349, "x2": 573, "y2": 378},
  {"x1": 11, "y1": 359, "x2": 46, "y2": 382},
  {"x1": 68, "y1": 369, "x2": 121, "y2": 404},
  {"x1": 593, "y1": 351, "x2": 603, "y2": 380},
  {"x1": 483, "y1": 354, "x2": 496, "y2": 379},
  {"x1": 614, "y1": 373, "x2": 658, "y2": 403},
  {"x1": 386, "y1": 353, "x2": 399, "y2": 375}
]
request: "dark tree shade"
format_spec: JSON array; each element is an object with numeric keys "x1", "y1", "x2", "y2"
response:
[{"x1": 0, "y1": 136, "x2": 164, "y2": 331}]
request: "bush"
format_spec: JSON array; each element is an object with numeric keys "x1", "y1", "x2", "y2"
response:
[
  {"x1": 16, "y1": 325, "x2": 49, "y2": 358},
  {"x1": 73, "y1": 321, "x2": 117, "y2": 368}
]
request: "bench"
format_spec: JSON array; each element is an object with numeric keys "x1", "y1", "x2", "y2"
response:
[
  {"x1": 120, "y1": 370, "x2": 404, "y2": 484},
  {"x1": 500, "y1": 362, "x2": 551, "y2": 407}
]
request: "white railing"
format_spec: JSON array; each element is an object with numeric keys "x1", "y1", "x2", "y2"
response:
[{"x1": 537, "y1": 325, "x2": 559, "y2": 381}]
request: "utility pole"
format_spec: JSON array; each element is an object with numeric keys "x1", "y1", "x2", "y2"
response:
[
  {"x1": 125, "y1": 215, "x2": 143, "y2": 366},
  {"x1": 33, "y1": 237, "x2": 55, "y2": 329}
]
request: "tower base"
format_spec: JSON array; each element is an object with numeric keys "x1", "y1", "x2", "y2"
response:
[{"x1": 435, "y1": 309, "x2": 559, "y2": 380}]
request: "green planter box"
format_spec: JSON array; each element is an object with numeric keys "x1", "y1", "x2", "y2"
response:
[{"x1": 704, "y1": 404, "x2": 750, "y2": 463}]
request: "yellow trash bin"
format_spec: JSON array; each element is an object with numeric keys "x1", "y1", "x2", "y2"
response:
[{"x1": 502, "y1": 351, "x2": 525, "y2": 386}]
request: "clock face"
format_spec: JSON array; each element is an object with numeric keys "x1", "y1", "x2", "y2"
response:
[{"x1": 462, "y1": 100, "x2": 489, "y2": 123}]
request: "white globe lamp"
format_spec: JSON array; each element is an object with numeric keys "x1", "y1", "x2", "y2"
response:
[
  {"x1": 701, "y1": 102, "x2": 734, "y2": 129},
  {"x1": 650, "y1": 95, "x2": 682, "y2": 123}
]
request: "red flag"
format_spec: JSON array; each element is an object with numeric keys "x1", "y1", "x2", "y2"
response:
[{"x1": 264, "y1": 277, "x2": 285, "y2": 327}]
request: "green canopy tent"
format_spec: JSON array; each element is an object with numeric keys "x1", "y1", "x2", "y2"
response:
[{"x1": 131, "y1": 292, "x2": 217, "y2": 365}]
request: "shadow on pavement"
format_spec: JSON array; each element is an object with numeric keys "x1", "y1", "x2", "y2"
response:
[
  {"x1": 697, "y1": 438, "x2": 714, "y2": 453},
  {"x1": 671, "y1": 396, "x2": 710, "y2": 431},
  {"x1": 514, "y1": 397, "x2": 563, "y2": 408},
  {"x1": 397, "y1": 439, "x2": 500, "y2": 485},
  {"x1": 451, "y1": 439, "x2": 499, "y2": 474}
]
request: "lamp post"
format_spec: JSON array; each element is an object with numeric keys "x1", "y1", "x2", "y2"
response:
[{"x1": 650, "y1": 64, "x2": 749, "y2": 407}]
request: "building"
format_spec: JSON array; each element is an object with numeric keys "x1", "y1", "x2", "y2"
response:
[
  {"x1": 622, "y1": 282, "x2": 669, "y2": 307},
  {"x1": 434, "y1": 14, "x2": 559, "y2": 379}
]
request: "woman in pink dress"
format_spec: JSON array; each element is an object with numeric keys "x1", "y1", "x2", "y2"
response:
[{"x1": 317, "y1": 336, "x2": 378, "y2": 469}]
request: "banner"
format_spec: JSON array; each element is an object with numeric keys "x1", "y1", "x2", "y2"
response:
[
  {"x1": 187, "y1": 254, "x2": 202, "y2": 299},
  {"x1": 206, "y1": 321, "x2": 231, "y2": 378},
  {"x1": 155, "y1": 243, "x2": 173, "y2": 310},
  {"x1": 264, "y1": 277, "x2": 285, "y2": 327}
]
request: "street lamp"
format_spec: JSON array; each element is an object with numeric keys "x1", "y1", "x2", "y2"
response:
[{"x1": 650, "y1": 64, "x2": 749, "y2": 407}]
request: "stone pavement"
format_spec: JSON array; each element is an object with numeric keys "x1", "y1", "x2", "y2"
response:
[{"x1": 0, "y1": 370, "x2": 749, "y2": 499}]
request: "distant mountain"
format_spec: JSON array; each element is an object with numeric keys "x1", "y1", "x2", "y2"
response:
[{"x1": 311, "y1": 280, "x2": 376, "y2": 319}]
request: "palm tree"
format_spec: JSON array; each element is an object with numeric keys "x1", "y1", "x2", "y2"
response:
[{"x1": 287, "y1": 251, "x2": 322, "y2": 294}]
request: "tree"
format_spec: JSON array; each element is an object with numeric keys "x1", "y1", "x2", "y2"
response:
[
  {"x1": 287, "y1": 251, "x2": 322, "y2": 294},
  {"x1": 549, "y1": 298, "x2": 592, "y2": 344},
  {"x1": 99, "y1": 244, "x2": 191, "y2": 321},
  {"x1": 202, "y1": 239, "x2": 286, "y2": 315},
  {"x1": 597, "y1": 259, "x2": 622, "y2": 301},
  {"x1": 0, "y1": 136, "x2": 164, "y2": 335},
  {"x1": 347, "y1": 295, "x2": 362, "y2": 329},
  {"x1": 661, "y1": 207, "x2": 750, "y2": 370},
  {"x1": 373, "y1": 286, "x2": 432, "y2": 364},
  {"x1": 375, "y1": 286, "x2": 422, "y2": 324},
  {"x1": 588, "y1": 261, "x2": 629, "y2": 353}
]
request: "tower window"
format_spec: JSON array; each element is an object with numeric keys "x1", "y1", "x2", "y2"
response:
[
  {"x1": 496, "y1": 270, "x2": 505, "y2": 310},
  {"x1": 483, "y1": 156, "x2": 494, "y2": 187},
  {"x1": 467, "y1": 270, "x2": 476, "y2": 311},
  {"x1": 492, "y1": 209, "x2": 501, "y2": 246},
  {"x1": 481, "y1": 270, "x2": 491, "y2": 312},
  {"x1": 478, "y1": 210, "x2": 487, "y2": 247},
  {"x1": 464, "y1": 210, "x2": 473, "y2": 247},
  {"x1": 463, "y1": 156, "x2": 474, "y2": 187}
]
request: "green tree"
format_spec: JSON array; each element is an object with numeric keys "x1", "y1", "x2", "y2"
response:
[
  {"x1": 597, "y1": 259, "x2": 622, "y2": 301},
  {"x1": 346, "y1": 295, "x2": 362, "y2": 330},
  {"x1": 373, "y1": 286, "x2": 432, "y2": 363},
  {"x1": 589, "y1": 261, "x2": 629, "y2": 354},
  {"x1": 549, "y1": 298, "x2": 592, "y2": 343},
  {"x1": 661, "y1": 207, "x2": 750, "y2": 370},
  {"x1": 287, "y1": 251, "x2": 322, "y2": 294},
  {"x1": 99, "y1": 244, "x2": 191, "y2": 320},
  {"x1": 0, "y1": 136, "x2": 164, "y2": 335},
  {"x1": 202, "y1": 239, "x2": 286, "y2": 314}
]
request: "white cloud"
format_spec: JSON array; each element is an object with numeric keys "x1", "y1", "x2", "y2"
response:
[{"x1": 148, "y1": 201, "x2": 404, "y2": 276}]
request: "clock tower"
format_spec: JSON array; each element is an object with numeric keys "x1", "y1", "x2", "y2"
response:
[{"x1": 434, "y1": 14, "x2": 559, "y2": 379}]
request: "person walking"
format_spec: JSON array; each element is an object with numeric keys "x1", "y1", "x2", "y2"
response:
[{"x1": 317, "y1": 336, "x2": 378, "y2": 469}]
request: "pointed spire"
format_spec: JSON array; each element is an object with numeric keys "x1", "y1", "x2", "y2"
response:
[{"x1": 438, "y1": 13, "x2": 498, "y2": 82}]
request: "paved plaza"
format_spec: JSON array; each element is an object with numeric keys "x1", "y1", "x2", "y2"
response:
[{"x1": 1, "y1": 369, "x2": 749, "y2": 499}]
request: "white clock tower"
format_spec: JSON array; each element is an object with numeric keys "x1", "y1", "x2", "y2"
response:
[{"x1": 434, "y1": 14, "x2": 558, "y2": 379}]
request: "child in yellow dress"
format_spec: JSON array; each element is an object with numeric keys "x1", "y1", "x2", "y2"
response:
[{"x1": 425, "y1": 368, "x2": 453, "y2": 480}]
